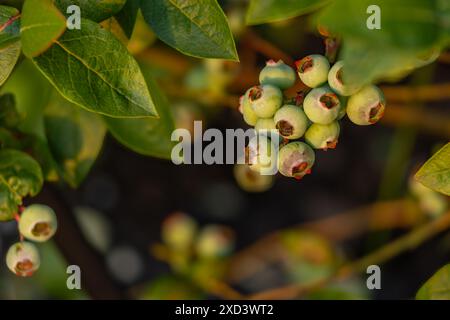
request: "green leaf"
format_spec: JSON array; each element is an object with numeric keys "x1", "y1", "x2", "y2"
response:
[
  {"x1": 317, "y1": 0, "x2": 448, "y2": 84},
  {"x1": 0, "y1": 60, "x2": 59, "y2": 181},
  {"x1": 0, "y1": 149, "x2": 43, "y2": 221},
  {"x1": 0, "y1": 5, "x2": 20, "y2": 47},
  {"x1": 246, "y1": 0, "x2": 330, "y2": 25},
  {"x1": 141, "y1": 0, "x2": 238, "y2": 61},
  {"x1": 0, "y1": 5, "x2": 21, "y2": 86},
  {"x1": 415, "y1": 143, "x2": 450, "y2": 196},
  {"x1": 33, "y1": 19, "x2": 158, "y2": 118},
  {"x1": 416, "y1": 264, "x2": 450, "y2": 300},
  {"x1": 115, "y1": 0, "x2": 140, "y2": 38},
  {"x1": 0, "y1": 42, "x2": 21, "y2": 87},
  {"x1": 105, "y1": 75, "x2": 175, "y2": 159},
  {"x1": 20, "y1": 0, "x2": 66, "y2": 58},
  {"x1": 44, "y1": 92, "x2": 106, "y2": 188},
  {"x1": 55, "y1": 0, "x2": 127, "y2": 23}
]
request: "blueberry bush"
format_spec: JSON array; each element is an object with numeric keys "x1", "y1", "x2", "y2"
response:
[{"x1": 0, "y1": 0, "x2": 449, "y2": 300}]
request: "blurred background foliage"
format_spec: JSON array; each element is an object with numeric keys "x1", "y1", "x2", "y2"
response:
[{"x1": 0, "y1": 0, "x2": 449, "y2": 300}]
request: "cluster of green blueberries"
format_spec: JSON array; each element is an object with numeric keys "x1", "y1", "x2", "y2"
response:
[
  {"x1": 5, "y1": 204, "x2": 57, "y2": 277},
  {"x1": 239, "y1": 55, "x2": 386, "y2": 180}
]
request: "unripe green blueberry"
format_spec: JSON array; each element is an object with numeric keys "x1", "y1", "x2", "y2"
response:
[
  {"x1": 274, "y1": 105, "x2": 309, "y2": 140},
  {"x1": 239, "y1": 92, "x2": 258, "y2": 126},
  {"x1": 259, "y1": 60, "x2": 296, "y2": 89},
  {"x1": 305, "y1": 121, "x2": 340, "y2": 150},
  {"x1": 278, "y1": 142, "x2": 315, "y2": 180},
  {"x1": 196, "y1": 225, "x2": 235, "y2": 259},
  {"x1": 295, "y1": 54, "x2": 330, "y2": 88},
  {"x1": 19, "y1": 204, "x2": 57, "y2": 242},
  {"x1": 6, "y1": 242, "x2": 40, "y2": 277},
  {"x1": 248, "y1": 85, "x2": 283, "y2": 118},
  {"x1": 162, "y1": 212, "x2": 198, "y2": 250},
  {"x1": 255, "y1": 118, "x2": 277, "y2": 133},
  {"x1": 303, "y1": 86, "x2": 340, "y2": 124},
  {"x1": 328, "y1": 61, "x2": 361, "y2": 96},
  {"x1": 245, "y1": 136, "x2": 277, "y2": 175},
  {"x1": 233, "y1": 163, "x2": 275, "y2": 193},
  {"x1": 347, "y1": 85, "x2": 386, "y2": 125}
]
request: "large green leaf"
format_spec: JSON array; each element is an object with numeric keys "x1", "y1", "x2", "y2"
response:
[
  {"x1": 55, "y1": 0, "x2": 127, "y2": 23},
  {"x1": 317, "y1": 0, "x2": 448, "y2": 85},
  {"x1": 0, "y1": 60, "x2": 59, "y2": 181},
  {"x1": 45, "y1": 92, "x2": 106, "y2": 188},
  {"x1": 105, "y1": 76, "x2": 175, "y2": 159},
  {"x1": 415, "y1": 143, "x2": 450, "y2": 196},
  {"x1": 246, "y1": 0, "x2": 330, "y2": 25},
  {"x1": 33, "y1": 19, "x2": 158, "y2": 118},
  {"x1": 115, "y1": 0, "x2": 140, "y2": 38},
  {"x1": 20, "y1": 0, "x2": 66, "y2": 58},
  {"x1": 141, "y1": 0, "x2": 238, "y2": 61},
  {"x1": 0, "y1": 5, "x2": 21, "y2": 86},
  {"x1": 0, "y1": 149, "x2": 43, "y2": 221},
  {"x1": 416, "y1": 264, "x2": 450, "y2": 300}
]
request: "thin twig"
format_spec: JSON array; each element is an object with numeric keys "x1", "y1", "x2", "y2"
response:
[
  {"x1": 382, "y1": 83, "x2": 450, "y2": 103},
  {"x1": 34, "y1": 186, "x2": 126, "y2": 299},
  {"x1": 243, "y1": 29, "x2": 295, "y2": 66},
  {"x1": 248, "y1": 210, "x2": 450, "y2": 300},
  {"x1": 227, "y1": 199, "x2": 423, "y2": 284},
  {"x1": 150, "y1": 244, "x2": 244, "y2": 300}
]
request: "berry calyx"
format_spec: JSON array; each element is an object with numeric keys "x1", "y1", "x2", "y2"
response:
[
  {"x1": 303, "y1": 86, "x2": 340, "y2": 124},
  {"x1": 18, "y1": 204, "x2": 57, "y2": 242},
  {"x1": 248, "y1": 85, "x2": 283, "y2": 118},
  {"x1": 278, "y1": 142, "x2": 315, "y2": 180},
  {"x1": 274, "y1": 105, "x2": 309, "y2": 140},
  {"x1": 259, "y1": 60, "x2": 296, "y2": 89},
  {"x1": 6, "y1": 242, "x2": 40, "y2": 277},
  {"x1": 296, "y1": 54, "x2": 330, "y2": 88},
  {"x1": 346, "y1": 85, "x2": 386, "y2": 125}
]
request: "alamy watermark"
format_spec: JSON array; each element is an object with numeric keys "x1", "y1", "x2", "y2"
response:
[
  {"x1": 367, "y1": 5, "x2": 381, "y2": 30},
  {"x1": 171, "y1": 121, "x2": 280, "y2": 176}
]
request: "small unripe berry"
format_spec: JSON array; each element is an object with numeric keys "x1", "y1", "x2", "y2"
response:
[
  {"x1": 196, "y1": 225, "x2": 235, "y2": 259},
  {"x1": 259, "y1": 60, "x2": 296, "y2": 89},
  {"x1": 278, "y1": 142, "x2": 315, "y2": 180},
  {"x1": 328, "y1": 61, "x2": 361, "y2": 96},
  {"x1": 274, "y1": 105, "x2": 309, "y2": 139},
  {"x1": 296, "y1": 55, "x2": 330, "y2": 88},
  {"x1": 255, "y1": 118, "x2": 277, "y2": 133},
  {"x1": 248, "y1": 85, "x2": 283, "y2": 118},
  {"x1": 305, "y1": 121, "x2": 340, "y2": 150},
  {"x1": 162, "y1": 212, "x2": 198, "y2": 250},
  {"x1": 239, "y1": 92, "x2": 258, "y2": 126},
  {"x1": 245, "y1": 136, "x2": 277, "y2": 175},
  {"x1": 233, "y1": 163, "x2": 274, "y2": 193},
  {"x1": 19, "y1": 204, "x2": 57, "y2": 242},
  {"x1": 6, "y1": 242, "x2": 40, "y2": 277},
  {"x1": 346, "y1": 85, "x2": 385, "y2": 125},
  {"x1": 303, "y1": 86, "x2": 340, "y2": 124}
]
